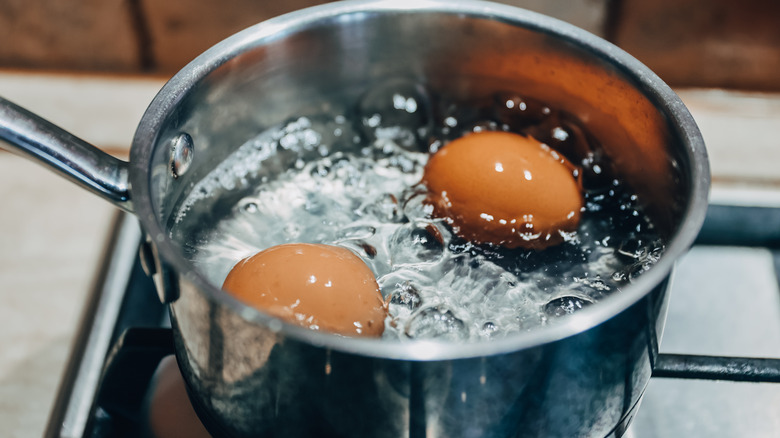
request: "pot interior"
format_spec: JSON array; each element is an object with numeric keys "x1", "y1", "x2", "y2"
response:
[{"x1": 131, "y1": 1, "x2": 706, "y2": 351}]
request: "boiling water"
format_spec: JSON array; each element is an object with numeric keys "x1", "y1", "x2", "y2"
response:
[{"x1": 172, "y1": 81, "x2": 664, "y2": 342}]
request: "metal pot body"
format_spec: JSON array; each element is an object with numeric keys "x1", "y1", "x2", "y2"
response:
[
  {"x1": 169, "y1": 274, "x2": 669, "y2": 438},
  {"x1": 0, "y1": 1, "x2": 709, "y2": 437},
  {"x1": 129, "y1": 2, "x2": 706, "y2": 437}
]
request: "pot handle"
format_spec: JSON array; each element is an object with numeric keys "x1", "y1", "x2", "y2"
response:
[
  {"x1": 654, "y1": 353, "x2": 780, "y2": 383},
  {"x1": 0, "y1": 97, "x2": 132, "y2": 212},
  {"x1": 651, "y1": 204, "x2": 780, "y2": 384}
]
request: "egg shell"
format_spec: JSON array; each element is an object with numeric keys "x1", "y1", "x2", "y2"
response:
[
  {"x1": 222, "y1": 243, "x2": 387, "y2": 337},
  {"x1": 422, "y1": 131, "x2": 583, "y2": 249}
]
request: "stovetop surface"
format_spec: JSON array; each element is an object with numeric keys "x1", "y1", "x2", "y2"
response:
[
  {"x1": 46, "y1": 203, "x2": 780, "y2": 438},
  {"x1": 629, "y1": 243, "x2": 780, "y2": 436}
]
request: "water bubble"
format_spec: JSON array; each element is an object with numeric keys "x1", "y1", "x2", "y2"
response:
[
  {"x1": 375, "y1": 128, "x2": 417, "y2": 149},
  {"x1": 551, "y1": 127, "x2": 569, "y2": 141},
  {"x1": 392, "y1": 152, "x2": 422, "y2": 173},
  {"x1": 283, "y1": 223, "x2": 301, "y2": 239},
  {"x1": 238, "y1": 197, "x2": 260, "y2": 214},
  {"x1": 312, "y1": 114, "x2": 362, "y2": 155},
  {"x1": 389, "y1": 221, "x2": 446, "y2": 266},
  {"x1": 400, "y1": 186, "x2": 434, "y2": 221},
  {"x1": 612, "y1": 271, "x2": 627, "y2": 282},
  {"x1": 574, "y1": 275, "x2": 611, "y2": 292},
  {"x1": 365, "y1": 114, "x2": 382, "y2": 128},
  {"x1": 492, "y1": 93, "x2": 552, "y2": 130},
  {"x1": 336, "y1": 225, "x2": 376, "y2": 241},
  {"x1": 648, "y1": 244, "x2": 664, "y2": 262},
  {"x1": 432, "y1": 257, "x2": 527, "y2": 333},
  {"x1": 580, "y1": 150, "x2": 614, "y2": 190},
  {"x1": 332, "y1": 156, "x2": 376, "y2": 189},
  {"x1": 405, "y1": 306, "x2": 468, "y2": 341},
  {"x1": 466, "y1": 120, "x2": 499, "y2": 134},
  {"x1": 481, "y1": 321, "x2": 498, "y2": 338},
  {"x1": 360, "y1": 193, "x2": 402, "y2": 222},
  {"x1": 304, "y1": 196, "x2": 326, "y2": 215},
  {"x1": 386, "y1": 281, "x2": 423, "y2": 313},
  {"x1": 337, "y1": 240, "x2": 379, "y2": 268},
  {"x1": 277, "y1": 117, "x2": 322, "y2": 152},
  {"x1": 614, "y1": 235, "x2": 663, "y2": 282},
  {"x1": 428, "y1": 138, "x2": 442, "y2": 153},
  {"x1": 357, "y1": 79, "x2": 432, "y2": 151},
  {"x1": 616, "y1": 238, "x2": 649, "y2": 260},
  {"x1": 378, "y1": 270, "x2": 433, "y2": 310},
  {"x1": 627, "y1": 262, "x2": 654, "y2": 282},
  {"x1": 544, "y1": 296, "x2": 593, "y2": 318},
  {"x1": 310, "y1": 159, "x2": 332, "y2": 177}
]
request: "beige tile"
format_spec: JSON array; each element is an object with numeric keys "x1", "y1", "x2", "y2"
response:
[
  {"x1": 678, "y1": 89, "x2": 780, "y2": 188},
  {"x1": 0, "y1": 154, "x2": 115, "y2": 438},
  {"x1": 0, "y1": 69, "x2": 137, "y2": 438},
  {"x1": 0, "y1": 338, "x2": 73, "y2": 438}
]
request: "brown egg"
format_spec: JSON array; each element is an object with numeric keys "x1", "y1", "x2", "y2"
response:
[
  {"x1": 222, "y1": 243, "x2": 387, "y2": 337},
  {"x1": 422, "y1": 131, "x2": 583, "y2": 249}
]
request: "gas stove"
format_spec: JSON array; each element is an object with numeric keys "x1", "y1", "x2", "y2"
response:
[{"x1": 44, "y1": 200, "x2": 780, "y2": 438}]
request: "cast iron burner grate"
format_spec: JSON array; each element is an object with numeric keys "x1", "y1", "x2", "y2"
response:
[{"x1": 44, "y1": 204, "x2": 780, "y2": 438}]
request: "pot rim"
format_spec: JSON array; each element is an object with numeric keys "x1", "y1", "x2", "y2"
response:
[{"x1": 130, "y1": 0, "x2": 710, "y2": 361}]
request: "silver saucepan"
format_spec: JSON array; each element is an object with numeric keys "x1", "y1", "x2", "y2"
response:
[{"x1": 0, "y1": 1, "x2": 709, "y2": 437}]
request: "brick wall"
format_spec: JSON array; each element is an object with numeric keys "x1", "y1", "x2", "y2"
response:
[{"x1": 0, "y1": 0, "x2": 778, "y2": 91}]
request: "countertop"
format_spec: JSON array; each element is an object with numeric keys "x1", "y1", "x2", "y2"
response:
[
  {"x1": 0, "y1": 72, "x2": 165, "y2": 438},
  {"x1": 0, "y1": 71, "x2": 778, "y2": 438}
]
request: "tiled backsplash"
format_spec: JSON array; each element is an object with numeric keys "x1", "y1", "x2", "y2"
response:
[{"x1": 0, "y1": 0, "x2": 778, "y2": 91}]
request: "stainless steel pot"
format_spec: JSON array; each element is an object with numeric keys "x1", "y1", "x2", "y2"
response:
[{"x1": 0, "y1": 1, "x2": 709, "y2": 437}]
